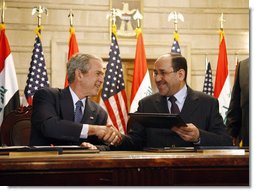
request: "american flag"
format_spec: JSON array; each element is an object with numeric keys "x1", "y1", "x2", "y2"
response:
[
  {"x1": 24, "y1": 30, "x2": 49, "y2": 105},
  {"x1": 100, "y1": 32, "x2": 128, "y2": 134},
  {"x1": 202, "y1": 57, "x2": 214, "y2": 96},
  {"x1": 171, "y1": 32, "x2": 181, "y2": 54}
]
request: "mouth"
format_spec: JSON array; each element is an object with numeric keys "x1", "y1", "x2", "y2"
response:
[
  {"x1": 95, "y1": 83, "x2": 101, "y2": 89},
  {"x1": 156, "y1": 82, "x2": 166, "y2": 89}
]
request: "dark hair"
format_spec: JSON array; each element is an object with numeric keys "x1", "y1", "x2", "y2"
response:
[{"x1": 170, "y1": 53, "x2": 188, "y2": 81}]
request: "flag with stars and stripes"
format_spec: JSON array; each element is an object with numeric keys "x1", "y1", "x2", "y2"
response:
[
  {"x1": 171, "y1": 31, "x2": 181, "y2": 54},
  {"x1": 24, "y1": 28, "x2": 49, "y2": 105},
  {"x1": 202, "y1": 57, "x2": 214, "y2": 96},
  {"x1": 100, "y1": 30, "x2": 128, "y2": 134}
]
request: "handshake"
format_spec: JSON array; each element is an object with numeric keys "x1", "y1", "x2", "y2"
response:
[{"x1": 86, "y1": 124, "x2": 122, "y2": 146}]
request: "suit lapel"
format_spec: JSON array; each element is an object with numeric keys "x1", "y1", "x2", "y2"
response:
[
  {"x1": 155, "y1": 94, "x2": 169, "y2": 113},
  {"x1": 82, "y1": 98, "x2": 96, "y2": 124},
  {"x1": 60, "y1": 88, "x2": 75, "y2": 121},
  {"x1": 181, "y1": 87, "x2": 199, "y2": 117}
]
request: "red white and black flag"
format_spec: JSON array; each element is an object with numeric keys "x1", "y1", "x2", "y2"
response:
[
  {"x1": 64, "y1": 26, "x2": 79, "y2": 87},
  {"x1": 214, "y1": 30, "x2": 231, "y2": 120},
  {"x1": 0, "y1": 24, "x2": 20, "y2": 126},
  {"x1": 130, "y1": 28, "x2": 152, "y2": 112}
]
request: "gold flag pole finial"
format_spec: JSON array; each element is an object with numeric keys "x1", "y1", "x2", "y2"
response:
[
  {"x1": 219, "y1": 13, "x2": 225, "y2": 30},
  {"x1": 1, "y1": 0, "x2": 6, "y2": 24},
  {"x1": 32, "y1": 5, "x2": 48, "y2": 27},
  {"x1": 68, "y1": 9, "x2": 74, "y2": 27}
]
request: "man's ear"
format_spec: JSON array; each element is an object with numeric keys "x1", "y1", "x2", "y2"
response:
[
  {"x1": 177, "y1": 69, "x2": 186, "y2": 81},
  {"x1": 75, "y1": 69, "x2": 83, "y2": 81}
]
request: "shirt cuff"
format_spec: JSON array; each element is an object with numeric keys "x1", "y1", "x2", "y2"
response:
[
  {"x1": 193, "y1": 137, "x2": 201, "y2": 145},
  {"x1": 80, "y1": 124, "x2": 89, "y2": 139}
]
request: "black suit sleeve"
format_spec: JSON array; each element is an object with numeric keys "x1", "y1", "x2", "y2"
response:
[
  {"x1": 226, "y1": 64, "x2": 242, "y2": 138},
  {"x1": 198, "y1": 98, "x2": 232, "y2": 146}
]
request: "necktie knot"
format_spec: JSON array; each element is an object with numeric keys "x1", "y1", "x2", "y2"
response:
[
  {"x1": 169, "y1": 96, "x2": 177, "y2": 103},
  {"x1": 76, "y1": 100, "x2": 83, "y2": 108},
  {"x1": 74, "y1": 100, "x2": 83, "y2": 122},
  {"x1": 168, "y1": 96, "x2": 180, "y2": 114}
]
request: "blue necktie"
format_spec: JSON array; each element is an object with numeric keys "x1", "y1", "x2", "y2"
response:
[
  {"x1": 169, "y1": 96, "x2": 180, "y2": 114},
  {"x1": 74, "y1": 100, "x2": 83, "y2": 122}
]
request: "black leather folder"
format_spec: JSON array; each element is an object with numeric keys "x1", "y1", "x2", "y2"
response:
[{"x1": 128, "y1": 113, "x2": 186, "y2": 129}]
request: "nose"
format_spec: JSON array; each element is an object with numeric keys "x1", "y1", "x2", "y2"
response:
[
  {"x1": 154, "y1": 74, "x2": 162, "y2": 82},
  {"x1": 99, "y1": 75, "x2": 104, "y2": 83}
]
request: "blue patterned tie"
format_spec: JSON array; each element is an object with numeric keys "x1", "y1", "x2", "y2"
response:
[
  {"x1": 169, "y1": 96, "x2": 180, "y2": 114},
  {"x1": 74, "y1": 100, "x2": 83, "y2": 122}
]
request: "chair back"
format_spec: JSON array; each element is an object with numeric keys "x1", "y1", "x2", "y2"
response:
[{"x1": 0, "y1": 106, "x2": 32, "y2": 146}]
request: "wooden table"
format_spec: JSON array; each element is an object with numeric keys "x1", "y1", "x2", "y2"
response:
[{"x1": 0, "y1": 150, "x2": 249, "y2": 186}]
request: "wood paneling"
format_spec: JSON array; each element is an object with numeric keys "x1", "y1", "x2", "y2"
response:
[{"x1": 0, "y1": 151, "x2": 249, "y2": 186}]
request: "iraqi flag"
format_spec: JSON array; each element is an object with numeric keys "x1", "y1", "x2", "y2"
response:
[
  {"x1": 64, "y1": 26, "x2": 79, "y2": 87},
  {"x1": 0, "y1": 24, "x2": 20, "y2": 126},
  {"x1": 214, "y1": 30, "x2": 231, "y2": 121},
  {"x1": 130, "y1": 29, "x2": 152, "y2": 113}
]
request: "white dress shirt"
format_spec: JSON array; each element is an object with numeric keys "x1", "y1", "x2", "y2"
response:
[{"x1": 69, "y1": 87, "x2": 89, "y2": 139}]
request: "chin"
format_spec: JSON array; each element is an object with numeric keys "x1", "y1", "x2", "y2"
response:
[{"x1": 158, "y1": 90, "x2": 167, "y2": 96}]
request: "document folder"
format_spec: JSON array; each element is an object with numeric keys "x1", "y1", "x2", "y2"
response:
[{"x1": 128, "y1": 113, "x2": 186, "y2": 129}]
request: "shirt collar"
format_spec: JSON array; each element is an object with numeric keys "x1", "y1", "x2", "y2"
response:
[
  {"x1": 172, "y1": 84, "x2": 187, "y2": 104},
  {"x1": 69, "y1": 87, "x2": 86, "y2": 107}
]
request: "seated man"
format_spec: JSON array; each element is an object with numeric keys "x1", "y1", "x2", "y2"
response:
[
  {"x1": 30, "y1": 53, "x2": 121, "y2": 149},
  {"x1": 115, "y1": 53, "x2": 232, "y2": 150}
]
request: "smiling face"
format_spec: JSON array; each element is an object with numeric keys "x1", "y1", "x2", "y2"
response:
[
  {"x1": 68, "y1": 54, "x2": 105, "y2": 99},
  {"x1": 153, "y1": 54, "x2": 186, "y2": 96},
  {"x1": 77, "y1": 58, "x2": 105, "y2": 97}
]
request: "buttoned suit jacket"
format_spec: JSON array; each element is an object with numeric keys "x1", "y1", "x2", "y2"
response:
[
  {"x1": 118, "y1": 87, "x2": 232, "y2": 150},
  {"x1": 226, "y1": 58, "x2": 249, "y2": 146},
  {"x1": 30, "y1": 87, "x2": 107, "y2": 146}
]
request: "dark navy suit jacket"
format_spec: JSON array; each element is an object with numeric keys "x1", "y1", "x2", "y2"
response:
[
  {"x1": 226, "y1": 58, "x2": 249, "y2": 146},
  {"x1": 118, "y1": 87, "x2": 232, "y2": 150},
  {"x1": 30, "y1": 87, "x2": 107, "y2": 146}
]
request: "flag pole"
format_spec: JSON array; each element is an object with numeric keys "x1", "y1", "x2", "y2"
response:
[
  {"x1": 24, "y1": 5, "x2": 49, "y2": 105},
  {"x1": 102, "y1": 8, "x2": 128, "y2": 134},
  {"x1": 219, "y1": 13, "x2": 225, "y2": 31},
  {"x1": 68, "y1": 9, "x2": 74, "y2": 27},
  {"x1": 133, "y1": 9, "x2": 142, "y2": 37},
  {"x1": 1, "y1": 0, "x2": 6, "y2": 24},
  {"x1": 64, "y1": 9, "x2": 79, "y2": 88},
  {"x1": 32, "y1": 5, "x2": 48, "y2": 32},
  {"x1": 168, "y1": 11, "x2": 184, "y2": 42}
]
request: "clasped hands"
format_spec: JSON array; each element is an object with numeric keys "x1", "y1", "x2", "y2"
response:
[{"x1": 88, "y1": 124, "x2": 122, "y2": 146}]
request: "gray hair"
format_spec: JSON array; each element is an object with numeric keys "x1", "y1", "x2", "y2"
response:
[{"x1": 67, "y1": 53, "x2": 102, "y2": 83}]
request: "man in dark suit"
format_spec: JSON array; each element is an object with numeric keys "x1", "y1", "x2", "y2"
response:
[
  {"x1": 30, "y1": 53, "x2": 121, "y2": 149},
  {"x1": 116, "y1": 53, "x2": 232, "y2": 150},
  {"x1": 226, "y1": 58, "x2": 249, "y2": 147}
]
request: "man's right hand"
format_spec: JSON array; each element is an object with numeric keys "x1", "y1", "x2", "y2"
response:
[{"x1": 88, "y1": 124, "x2": 122, "y2": 146}]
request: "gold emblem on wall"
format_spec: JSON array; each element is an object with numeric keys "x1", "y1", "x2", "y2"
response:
[{"x1": 110, "y1": 0, "x2": 143, "y2": 38}]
